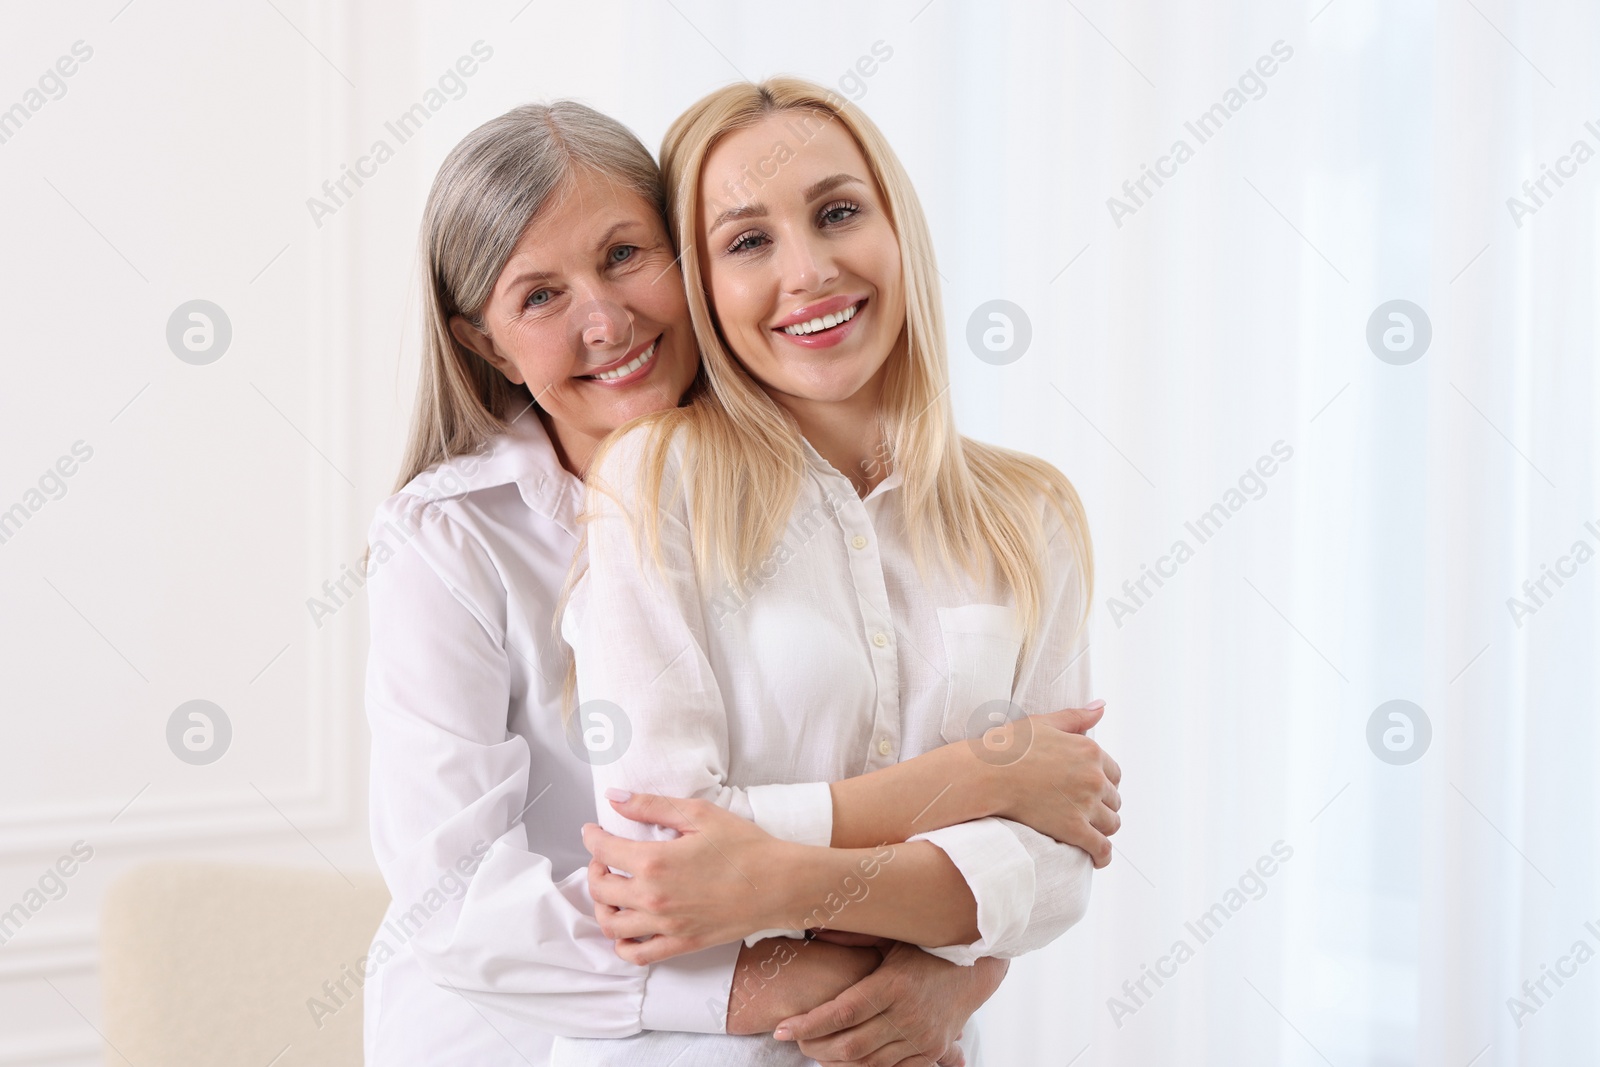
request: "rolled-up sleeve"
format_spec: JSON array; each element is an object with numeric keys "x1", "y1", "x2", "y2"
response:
[
  {"x1": 366, "y1": 493, "x2": 739, "y2": 1037},
  {"x1": 910, "y1": 506, "x2": 1096, "y2": 964}
]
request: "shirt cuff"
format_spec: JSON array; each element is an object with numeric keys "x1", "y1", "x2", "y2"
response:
[
  {"x1": 744, "y1": 781, "x2": 834, "y2": 846},
  {"x1": 908, "y1": 818, "x2": 1036, "y2": 965},
  {"x1": 640, "y1": 939, "x2": 743, "y2": 1033}
]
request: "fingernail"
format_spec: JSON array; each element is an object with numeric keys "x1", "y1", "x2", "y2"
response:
[
  {"x1": 604, "y1": 787, "x2": 632, "y2": 802},
  {"x1": 1085, "y1": 699, "x2": 1106, "y2": 711},
  {"x1": 773, "y1": 1027, "x2": 792, "y2": 1041}
]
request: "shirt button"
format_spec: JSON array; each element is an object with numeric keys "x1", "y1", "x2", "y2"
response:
[
  {"x1": 872, "y1": 632, "x2": 888, "y2": 647},
  {"x1": 852, "y1": 535, "x2": 868, "y2": 550},
  {"x1": 877, "y1": 738, "x2": 893, "y2": 756}
]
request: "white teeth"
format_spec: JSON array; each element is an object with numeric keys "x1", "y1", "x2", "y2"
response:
[
  {"x1": 590, "y1": 338, "x2": 657, "y2": 381},
  {"x1": 782, "y1": 302, "x2": 860, "y2": 336}
]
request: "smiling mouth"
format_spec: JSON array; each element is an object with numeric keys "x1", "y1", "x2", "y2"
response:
[
  {"x1": 779, "y1": 300, "x2": 866, "y2": 337},
  {"x1": 580, "y1": 337, "x2": 659, "y2": 381}
]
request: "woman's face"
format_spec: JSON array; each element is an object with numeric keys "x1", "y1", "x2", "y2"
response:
[
  {"x1": 696, "y1": 113, "x2": 905, "y2": 413},
  {"x1": 450, "y1": 170, "x2": 698, "y2": 472}
]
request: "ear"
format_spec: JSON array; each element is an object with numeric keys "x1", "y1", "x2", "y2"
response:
[{"x1": 450, "y1": 313, "x2": 525, "y2": 385}]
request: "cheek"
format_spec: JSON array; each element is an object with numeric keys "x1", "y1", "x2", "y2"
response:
[
  {"x1": 870, "y1": 235, "x2": 904, "y2": 310},
  {"x1": 713, "y1": 277, "x2": 765, "y2": 342},
  {"x1": 627, "y1": 269, "x2": 688, "y2": 325},
  {"x1": 503, "y1": 320, "x2": 571, "y2": 382}
]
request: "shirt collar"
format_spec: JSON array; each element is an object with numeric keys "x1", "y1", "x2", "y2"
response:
[
  {"x1": 796, "y1": 434, "x2": 903, "y2": 502},
  {"x1": 401, "y1": 400, "x2": 584, "y2": 536}
]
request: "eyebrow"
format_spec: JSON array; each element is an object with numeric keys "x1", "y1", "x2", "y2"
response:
[
  {"x1": 499, "y1": 221, "x2": 641, "y2": 294},
  {"x1": 706, "y1": 173, "x2": 866, "y2": 235}
]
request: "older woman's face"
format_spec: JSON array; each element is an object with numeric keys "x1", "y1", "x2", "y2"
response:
[
  {"x1": 451, "y1": 169, "x2": 698, "y2": 474},
  {"x1": 695, "y1": 113, "x2": 904, "y2": 414}
]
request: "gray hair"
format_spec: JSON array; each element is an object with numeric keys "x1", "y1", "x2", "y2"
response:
[{"x1": 392, "y1": 101, "x2": 665, "y2": 493}]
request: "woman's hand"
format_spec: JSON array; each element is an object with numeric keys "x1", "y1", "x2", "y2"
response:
[
  {"x1": 773, "y1": 942, "x2": 1008, "y2": 1067},
  {"x1": 970, "y1": 704, "x2": 1123, "y2": 866},
  {"x1": 582, "y1": 792, "x2": 793, "y2": 963}
]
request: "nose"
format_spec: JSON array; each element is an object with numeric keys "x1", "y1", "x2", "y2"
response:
[
  {"x1": 779, "y1": 230, "x2": 838, "y2": 296},
  {"x1": 571, "y1": 294, "x2": 635, "y2": 365}
]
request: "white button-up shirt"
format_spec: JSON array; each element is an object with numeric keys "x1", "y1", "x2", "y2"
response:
[
  {"x1": 364, "y1": 409, "x2": 741, "y2": 1066},
  {"x1": 556, "y1": 426, "x2": 1094, "y2": 1064}
]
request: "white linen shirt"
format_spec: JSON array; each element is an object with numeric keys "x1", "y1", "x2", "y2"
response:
[
  {"x1": 555, "y1": 425, "x2": 1094, "y2": 1063},
  {"x1": 363, "y1": 408, "x2": 742, "y2": 1067}
]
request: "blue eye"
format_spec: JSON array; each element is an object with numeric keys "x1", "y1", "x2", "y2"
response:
[
  {"x1": 527, "y1": 289, "x2": 552, "y2": 307},
  {"x1": 820, "y1": 200, "x2": 860, "y2": 225},
  {"x1": 726, "y1": 231, "x2": 768, "y2": 254},
  {"x1": 609, "y1": 245, "x2": 636, "y2": 264}
]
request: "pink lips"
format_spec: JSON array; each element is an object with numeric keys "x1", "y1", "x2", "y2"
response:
[
  {"x1": 578, "y1": 335, "x2": 661, "y2": 387},
  {"x1": 772, "y1": 293, "x2": 865, "y2": 329},
  {"x1": 772, "y1": 297, "x2": 868, "y2": 350}
]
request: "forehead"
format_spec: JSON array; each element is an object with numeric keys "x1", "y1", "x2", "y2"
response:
[
  {"x1": 699, "y1": 112, "x2": 872, "y2": 211},
  {"x1": 512, "y1": 170, "x2": 660, "y2": 256}
]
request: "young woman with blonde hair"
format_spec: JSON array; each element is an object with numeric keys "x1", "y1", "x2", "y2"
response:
[{"x1": 563, "y1": 78, "x2": 1113, "y2": 1065}]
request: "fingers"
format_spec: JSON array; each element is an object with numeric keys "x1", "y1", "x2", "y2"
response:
[
  {"x1": 1102, "y1": 749, "x2": 1123, "y2": 788},
  {"x1": 1033, "y1": 704, "x2": 1104, "y2": 735},
  {"x1": 604, "y1": 790, "x2": 711, "y2": 834},
  {"x1": 1078, "y1": 824, "x2": 1113, "y2": 868},
  {"x1": 586, "y1": 857, "x2": 636, "y2": 908},
  {"x1": 774, "y1": 981, "x2": 877, "y2": 1041},
  {"x1": 802, "y1": 1034, "x2": 923, "y2": 1067},
  {"x1": 603, "y1": 907, "x2": 677, "y2": 942},
  {"x1": 612, "y1": 932, "x2": 698, "y2": 965},
  {"x1": 1088, "y1": 795, "x2": 1122, "y2": 835},
  {"x1": 580, "y1": 822, "x2": 656, "y2": 876}
]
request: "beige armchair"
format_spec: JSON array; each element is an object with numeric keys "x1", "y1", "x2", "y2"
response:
[{"x1": 100, "y1": 863, "x2": 389, "y2": 1067}]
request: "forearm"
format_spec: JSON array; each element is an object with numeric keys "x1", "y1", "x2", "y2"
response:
[
  {"x1": 776, "y1": 840, "x2": 981, "y2": 949},
  {"x1": 725, "y1": 938, "x2": 880, "y2": 1035},
  {"x1": 827, "y1": 742, "x2": 999, "y2": 848}
]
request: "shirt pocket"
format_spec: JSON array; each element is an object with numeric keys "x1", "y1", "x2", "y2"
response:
[{"x1": 937, "y1": 604, "x2": 1024, "y2": 744}]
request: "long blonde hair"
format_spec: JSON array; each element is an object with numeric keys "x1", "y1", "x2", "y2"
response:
[
  {"x1": 391, "y1": 101, "x2": 668, "y2": 493},
  {"x1": 588, "y1": 78, "x2": 1092, "y2": 648}
]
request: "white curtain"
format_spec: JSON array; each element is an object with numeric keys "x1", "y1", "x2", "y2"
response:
[{"x1": 1, "y1": 1, "x2": 1593, "y2": 1063}]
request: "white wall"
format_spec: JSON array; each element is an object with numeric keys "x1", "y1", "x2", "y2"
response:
[{"x1": 0, "y1": 1, "x2": 1595, "y2": 1064}]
